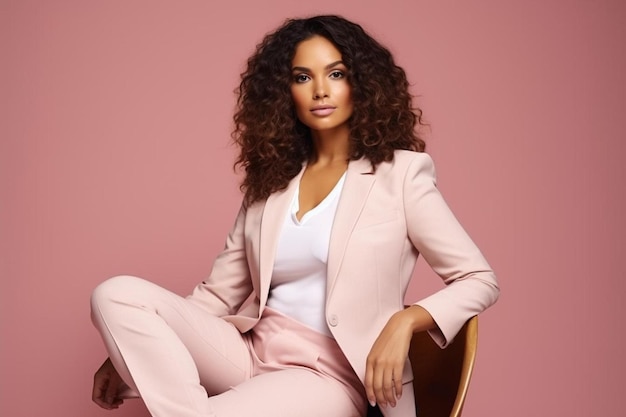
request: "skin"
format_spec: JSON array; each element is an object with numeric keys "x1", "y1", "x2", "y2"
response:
[
  {"x1": 93, "y1": 33, "x2": 439, "y2": 413},
  {"x1": 365, "y1": 305, "x2": 437, "y2": 408},
  {"x1": 92, "y1": 357, "x2": 126, "y2": 409}
]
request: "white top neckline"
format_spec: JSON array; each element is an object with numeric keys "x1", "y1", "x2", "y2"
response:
[{"x1": 291, "y1": 172, "x2": 347, "y2": 226}]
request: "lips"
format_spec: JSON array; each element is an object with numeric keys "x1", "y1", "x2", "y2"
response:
[{"x1": 310, "y1": 105, "x2": 336, "y2": 116}]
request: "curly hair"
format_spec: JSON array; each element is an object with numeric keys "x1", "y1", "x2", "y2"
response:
[{"x1": 233, "y1": 15, "x2": 426, "y2": 204}]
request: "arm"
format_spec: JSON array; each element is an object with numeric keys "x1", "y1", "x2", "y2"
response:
[
  {"x1": 365, "y1": 153, "x2": 499, "y2": 408},
  {"x1": 188, "y1": 203, "x2": 254, "y2": 316},
  {"x1": 403, "y1": 153, "x2": 499, "y2": 346}
]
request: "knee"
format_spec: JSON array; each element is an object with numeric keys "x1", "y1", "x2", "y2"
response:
[{"x1": 90, "y1": 275, "x2": 145, "y2": 309}]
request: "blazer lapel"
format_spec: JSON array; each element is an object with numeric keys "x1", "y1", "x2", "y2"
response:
[
  {"x1": 326, "y1": 158, "x2": 375, "y2": 299},
  {"x1": 257, "y1": 166, "x2": 305, "y2": 307}
]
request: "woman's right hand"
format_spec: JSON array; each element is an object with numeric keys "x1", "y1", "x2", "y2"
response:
[{"x1": 92, "y1": 358, "x2": 126, "y2": 409}]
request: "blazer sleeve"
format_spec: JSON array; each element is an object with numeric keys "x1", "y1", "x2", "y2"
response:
[
  {"x1": 403, "y1": 153, "x2": 500, "y2": 347},
  {"x1": 187, "y1": 203, "x2": 254, "y2": 317}
]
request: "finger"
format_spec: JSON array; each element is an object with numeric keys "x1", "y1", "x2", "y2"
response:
[
  {"x1": 364, "y1": 362, "x2": 377, "y2": 406},
  {"x1": 109, "y1": 398, "x2": 124, "y2": 409},
  {"x1": 382, "y1": 368, "x2": 396, "y2": 407},
  {"x1": 372, "y1": 365, "x2": 388, "y2": 408},
  {"x1": 104, "y1": 372, "x2": 121, "y2": 406},
  {"x1": 394, "y1": 365, "x2": 403, "y2": 400},
  {"x1": 93, "y1": 386, "x2": 117, "y2": 409},
  {"x1": 92, "y1": 374, "x2": 112, "y2": 409},
  {"x1": 91, "y1": 376, "x2": 102, "y2": 403}
]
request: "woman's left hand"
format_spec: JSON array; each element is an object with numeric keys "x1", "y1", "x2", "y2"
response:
[
  {"x1": 364, "y1": 310, "x2": 412, "y2": 408},
  {"x1": 364, "y1": 305, "x2": 436, "y2": 408}
]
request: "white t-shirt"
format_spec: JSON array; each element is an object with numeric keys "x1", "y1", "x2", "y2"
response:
[{"x1": 267, "y1": 173, "x2": 346, "y2": 337}]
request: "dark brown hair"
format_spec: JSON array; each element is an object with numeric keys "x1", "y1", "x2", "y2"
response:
[{"x1": 233, "y1": 15, "x2": 426, "y2": 204}]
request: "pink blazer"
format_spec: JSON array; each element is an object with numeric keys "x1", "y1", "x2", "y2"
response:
[{"x1": 189, "y1": 150, "x2": 499, "y2": 415}]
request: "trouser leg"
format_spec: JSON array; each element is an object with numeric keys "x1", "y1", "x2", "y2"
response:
[
  {"x1": 202, "y1": 307, "x2": 366, "y2": 417},
  {"x1": 91, "y1": 275, "x2": 251, "y2": 417},
  {"x1": 207, "y1": 368, "x2": 363, "y2": 417}
]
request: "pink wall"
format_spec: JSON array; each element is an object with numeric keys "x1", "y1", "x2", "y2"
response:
[{"x1": 2, "y1": 1, "x2": 624, "y2": 416}]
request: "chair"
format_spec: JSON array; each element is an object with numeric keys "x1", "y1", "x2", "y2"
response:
[{"x1": 366, "y1": 315, "x2": 478, "y2": 417}]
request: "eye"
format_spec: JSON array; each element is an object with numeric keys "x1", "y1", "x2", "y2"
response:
[
  {"x1": 329, "y1": 70, "x2": 345, "y2": 79},
  {"x1": 293, "y1": 74, "x2": 310, "y2": 83}
]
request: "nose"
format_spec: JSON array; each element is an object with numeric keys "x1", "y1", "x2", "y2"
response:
[{"x1": 313, "y1": 80, "x2": 328, "y2": 100}]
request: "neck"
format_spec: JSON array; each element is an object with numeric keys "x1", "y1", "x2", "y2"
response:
[{"x1": 309, "y1": 126, "x2": 350, "y2": 166}]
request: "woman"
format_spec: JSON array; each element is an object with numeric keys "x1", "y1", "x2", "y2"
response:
[{"x1": 91, "y1": 15, "x2": 499, "y2": 417}]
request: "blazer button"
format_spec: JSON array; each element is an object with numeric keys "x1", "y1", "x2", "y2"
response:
[{"x1": 328, "y1": 314, "x2": 339, "y2": 327}]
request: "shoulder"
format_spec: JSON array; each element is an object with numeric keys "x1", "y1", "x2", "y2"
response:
[
  {"x1": 394, "y1": 149, "x2": 434, "y2": 165},
  {"x1": 375, "y1": 150, "x2": 436, "y2": 178}
]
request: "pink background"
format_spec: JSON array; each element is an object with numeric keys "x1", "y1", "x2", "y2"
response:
[{"x1": 2, "y1": 1, "x2": 625, "y2": 416}]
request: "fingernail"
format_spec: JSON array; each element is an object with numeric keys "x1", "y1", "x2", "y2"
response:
[{"x1": 369, "y1": 399, "x2": 376, "y2": 407}]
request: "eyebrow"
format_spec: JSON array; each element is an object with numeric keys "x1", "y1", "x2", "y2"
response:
[{"x1": 291, "y1": 60, "x2": 345, "y2": 72}]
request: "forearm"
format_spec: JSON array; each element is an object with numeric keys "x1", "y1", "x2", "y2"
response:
[{"x1": 397, "y1": 304, "x2": 437, "y2": 334}]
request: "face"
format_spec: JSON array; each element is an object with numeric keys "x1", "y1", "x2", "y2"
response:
[{"x1": 290, "y1": 35, "x2": 353, "y2": 135}]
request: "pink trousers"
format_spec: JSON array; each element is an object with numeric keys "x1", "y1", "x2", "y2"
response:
[{"x1": 91, "y1": 275, "x2": 367, "y2": 417}]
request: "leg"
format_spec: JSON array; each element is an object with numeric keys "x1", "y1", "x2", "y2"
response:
[
  {"x1": 200, "y1": 307, "x2": 367, "y2": 416},
  {"x1": 91, "y1": 275, "x2": 252, "y2": 417},
  {"x1": 207, "y1": 368, "x2": 363, "y2": 417}
]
